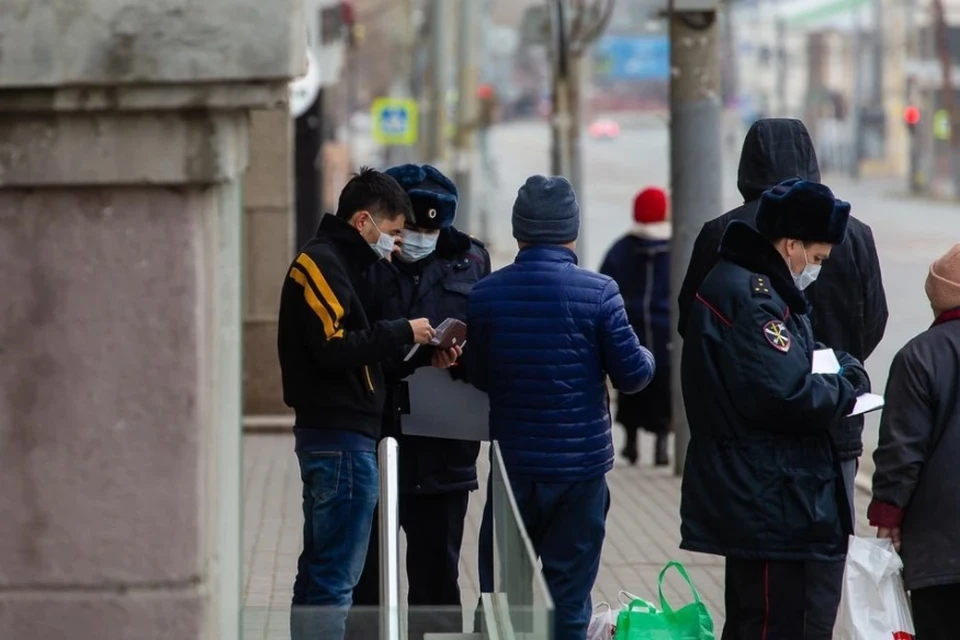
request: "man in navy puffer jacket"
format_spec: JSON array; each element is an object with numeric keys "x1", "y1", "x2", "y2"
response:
[{"x1": 468, "y1": 175, "x2": 655, "y2": 640}]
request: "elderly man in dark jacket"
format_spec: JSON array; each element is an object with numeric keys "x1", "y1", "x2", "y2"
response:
[
  {"x1": 676, "y1": 118, "x2": 888, "y2": 633},
  {"x1": 680, "y1": 179, "x2": 869, "y2": 640},
  {"x1": 468, "y1": 175, "x2": 655, "y2": 640},
  {"x1": 869, "y1": 243, "x2": 960, "y2": 640},
  {"x1": 350, "y1": 164, "x2": 490, "y2": 640}
]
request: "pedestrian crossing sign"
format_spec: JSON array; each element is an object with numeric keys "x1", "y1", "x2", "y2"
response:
[
  {"x1": 933, "y1": 109, "x2": 951, "y2": 142},
  {"x1": 371, "y1": 98, "x2": 419, "y2": 146}
]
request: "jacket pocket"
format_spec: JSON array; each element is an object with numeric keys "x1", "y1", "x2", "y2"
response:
[
  {"x1": 362, "y1": 365, "x2": 375, "y2": 393},
  {"x1": 781, "y1": 471, "x2": 840, "y2": 543}
]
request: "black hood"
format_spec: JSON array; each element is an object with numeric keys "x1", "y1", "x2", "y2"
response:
[{"x1": 737, "y1": 118, "x2": 821, "y2": 203}]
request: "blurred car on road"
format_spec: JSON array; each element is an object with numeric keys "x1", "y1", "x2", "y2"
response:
[{"x1": 588, "y1": 118, "x2": 621, "y2": 140}]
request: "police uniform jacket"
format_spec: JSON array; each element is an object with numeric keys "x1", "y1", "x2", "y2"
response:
[
  {"x1": 365, "y1": 226, "x2": 490, "y2": 494},
  {"x1": 680, "y1": 221, "x2": 859, "y2": 562}
]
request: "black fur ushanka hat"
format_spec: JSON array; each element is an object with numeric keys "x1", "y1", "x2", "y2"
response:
[{"x1": 756, "y1": 178, "x2": 851, "y2": 245}]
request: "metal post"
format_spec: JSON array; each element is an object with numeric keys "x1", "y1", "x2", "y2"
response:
[
  {"x1": 669, "y1": 2, "x2": 722, "y2": 476},
  {"x1": 378, "y1": 437, "x2": 401, "y2": 640},
  {"x1": 425, "y1": 0, "x2": 450, "y2": 167},
  {"x1": 386, "y1": 0, "x2": 417, "y2": 167},
  {"x1": 851, "y1": 0, "x2": 864, "y2": 179},
  {"x1": 872, "y1": 0, "x2": 884, "y2": 107},
  {"x1": 454, "y1": 0, "x2": 479, "y2": 235},
  {"x1": 478, "y1": 0, "x2": 494, "y2": 245},
  {"x1": 550, "y1": 0, "x2": 572, "y2": 180},
  {"x1": 775, "y1": 18, "x2": 787, "y2": 116},
  {"x1": 569, "y1": 54, "x2": 586, "y2": 265}
]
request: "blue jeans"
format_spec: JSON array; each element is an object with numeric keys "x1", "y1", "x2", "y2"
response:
[
  {"x1": 291, "y1": 449, "x2": 379, "y2": 640},
  {"x1": 478, "y1": 474, "x2": 610, "y2": 640}
]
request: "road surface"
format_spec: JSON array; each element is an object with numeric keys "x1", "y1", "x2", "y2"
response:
[{"x1": 476, "y1": 118, "x2": 960, "y2": 480}]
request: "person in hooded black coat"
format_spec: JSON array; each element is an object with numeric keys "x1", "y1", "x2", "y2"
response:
[
  {"x1": 676, "y1": 118, "x2": 888, "y2": 635},
  {"x1": 680, "y1": 179, "x2": 870, "y2": 640}
]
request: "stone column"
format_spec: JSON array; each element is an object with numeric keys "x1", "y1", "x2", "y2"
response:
[{"x1": 0, "y1": 3, "x2": 300, "y2": 639}]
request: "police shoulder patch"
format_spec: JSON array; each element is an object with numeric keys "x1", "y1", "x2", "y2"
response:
[
  {"x1": 750, "y1": 273, "x2": 772, "y2": 297},
  {"x1": 762, "y1": 319, "x2": 791, "y2": 353}
]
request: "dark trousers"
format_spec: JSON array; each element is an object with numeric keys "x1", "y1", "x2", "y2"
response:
[
  {"x1": 801, "y1": 458, "x2": 858, "y2": 638},
  {"x1": 347, "y1": 491, "x2": 470, "y2": 640},
  {"x1": 723, "y1": 557, "x2": 853, "y2": 640},
  {"x1": 478, "y1": 474, "x2": 610, "y2": 640},
  {"x1": 912, "y1": 583, "x2": 960, "y2": 640}
]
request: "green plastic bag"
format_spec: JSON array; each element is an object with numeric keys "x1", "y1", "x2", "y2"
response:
[{"x1": 613, "y1": 561, "x2": 715, "y2": 640}]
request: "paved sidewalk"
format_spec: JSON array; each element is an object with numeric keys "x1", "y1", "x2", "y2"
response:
[{"x1": 243, "y1": 431, "x2": 872, "y2": 638}]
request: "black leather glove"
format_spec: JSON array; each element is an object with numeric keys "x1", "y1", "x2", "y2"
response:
[{"x1": 839, "y1": 360, "x2": 870, "y2": 396}]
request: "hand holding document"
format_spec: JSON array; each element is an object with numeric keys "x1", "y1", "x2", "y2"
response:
[
  {"x1": 404, "y1": 318, "x2": 467, "y2": 362},
  {"x1": 812, "y1": 349, "x2": 885, "y2": 417}
]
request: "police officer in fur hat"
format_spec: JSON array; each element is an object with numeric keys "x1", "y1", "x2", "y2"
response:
[
  {"x1": 349, "y1": 164, "x2": 491, "y2": 640},
  {"x1": 678, "y1": 178, "x2": 871, "y2": 639}
]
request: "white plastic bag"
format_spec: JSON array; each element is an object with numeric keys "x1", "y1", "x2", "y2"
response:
[
  {"x1": 588, "y1": 602, "x2": 617, "y2": 640},
  {"x1": 833, "y1": 536, "x2": 916, "y2": 640}
]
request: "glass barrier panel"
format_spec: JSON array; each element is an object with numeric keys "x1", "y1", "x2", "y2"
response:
[
  {"x1": 490, "y1": 442, "x2": 554, "y2": 639},
  {"x1": 242, "y1": 604, "x2": 551, "y2": 640}
]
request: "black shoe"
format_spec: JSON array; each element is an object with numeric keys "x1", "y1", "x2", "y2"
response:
[
  {"x1": 621, "y1": 445, "x2": 639, "y2": 466},
  {"x1": 654, "y1": 434, "x2": 669, "y2": 467}
]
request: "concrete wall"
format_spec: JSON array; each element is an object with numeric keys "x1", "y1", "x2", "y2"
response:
[
  {"x1": 243, "y1": 110, "x2": 294, "y2": 416},
  {"x1": 0, "y1": 2, "x2": 300, "y2": 638}
]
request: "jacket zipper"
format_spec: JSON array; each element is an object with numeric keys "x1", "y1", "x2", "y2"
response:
[{"x1": 363, "y1": 365, "x2": 375, "y2": 393}]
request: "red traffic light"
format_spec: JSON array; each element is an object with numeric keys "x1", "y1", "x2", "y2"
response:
[{"x1": 904, "y1": 105, "x2": 921, "y2": 126}]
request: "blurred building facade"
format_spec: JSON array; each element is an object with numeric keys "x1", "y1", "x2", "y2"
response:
[{"x1": 733, "y1": 0, "x2": 959, "y2": 195}]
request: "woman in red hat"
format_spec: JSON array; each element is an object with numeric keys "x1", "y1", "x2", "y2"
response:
[{"x1": 600, "y1": 187, "x2": 672, "y2": 466}]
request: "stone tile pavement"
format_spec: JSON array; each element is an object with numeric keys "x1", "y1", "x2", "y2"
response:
[{"x1": 242, "y1": 431, "x2": 872, "y2": 638}]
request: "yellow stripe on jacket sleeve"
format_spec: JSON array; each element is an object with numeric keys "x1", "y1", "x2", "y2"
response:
[
  {"x1": 289, "y1": 268, "x2": 337, "y2": 338},
  {"x1": 296, "y1": 253, "x2": 345, "y2": 328}
]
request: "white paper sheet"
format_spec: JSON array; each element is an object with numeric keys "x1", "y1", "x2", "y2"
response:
[
  {"x1": 812, "y1": 349, "x2": 842, "y2": 375},
  {"x1": 402, "y1": 366, "x2": 489, "y2": 441},
  {"x1": 848, "y1": 393, "x2": 885, "y2": 417}
]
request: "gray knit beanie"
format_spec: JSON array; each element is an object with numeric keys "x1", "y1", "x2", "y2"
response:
[{"x1": 511, "y1": 175, "x2": 581, "y2": 245}]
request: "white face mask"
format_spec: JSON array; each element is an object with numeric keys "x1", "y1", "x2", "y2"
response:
[
  {"x1": 367, "y1": 216, "x2": 396, "y2": 260},
  {"x1": 789, "y1": 244, "x2": 821, "y2": 291},
  {"x1": 398, "y1": 229, "x2": 440, "y2": 262}
]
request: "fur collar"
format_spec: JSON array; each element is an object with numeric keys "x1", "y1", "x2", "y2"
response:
[
  {"x1": 719, "y1": 221, "x2": 808, "y2": 314},
  {"x1": 436, "y1": 226, "x2": 472, "y2": 259},
  {"x1": 629, "y1": 221, "x2": 672, "y2": 241}
]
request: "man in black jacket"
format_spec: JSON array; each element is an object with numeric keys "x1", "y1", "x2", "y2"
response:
[
  {"x1": 278, "y1": 168, "x2": 440, "y2": 640},
  {"x1": 676, "y1": 119, "x2": 888, "y2": 637},
  {"x1": 350, "y1": 164, "x2": 490, "y2": 640}
]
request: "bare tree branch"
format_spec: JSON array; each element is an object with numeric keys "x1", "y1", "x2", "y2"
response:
[
  {"x1": 571, "y1": 0, "x2": 615, "y2": 57},
  {"x1": 569, "y1": 0, "x2": 588, "y2": 42}
]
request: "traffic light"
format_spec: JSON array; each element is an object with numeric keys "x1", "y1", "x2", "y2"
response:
[{"x1": 904, "y1": 105, "x2": 921, "y2": 127}]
